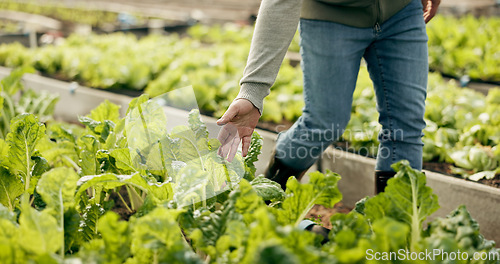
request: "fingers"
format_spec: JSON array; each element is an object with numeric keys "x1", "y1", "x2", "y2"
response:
[
  {"x1": 421, "y1": 0, "x2": 428, "y2": 11},
  {"x1": 424, "y1": 0, "x2": 440, "y2": 23},
  {"x1": 226, "y1": 136, "x2": 240, "y2": 162},
  {"x1": 241, "y1": 136, "x2": 252, "y2": 157},
  {"x1": 217, "y1": 123, "x2": 240, "y2": 162},
  {"x1": 217, "y1": 104, "x2": 238, "y2": 126}
]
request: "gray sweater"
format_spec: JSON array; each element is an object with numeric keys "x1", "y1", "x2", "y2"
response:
[
  {"x1": 236, "y1": 0, "x2": 302, "y2": 113},
  {"x1": 235, "y1": 0, "x2": 411, "y2": 113}
]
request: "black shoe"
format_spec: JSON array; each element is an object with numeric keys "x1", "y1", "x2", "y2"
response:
[
  {"x1": 375, "y1": 171, "x2": 397, "y2": 194},
  {"x1": 299, "y1": 220, "x2": 330, "y2": 244},
  {"x1": 265, "y1": 153, "x2": 307, "y2": 191}
]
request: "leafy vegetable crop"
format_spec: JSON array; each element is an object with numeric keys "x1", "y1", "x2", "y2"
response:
[
  {"x1": 427, "y1": 15, "x2": 500, "y2": 83},
  {"x1": 0, "y1": 70, "x2": 497, "y2": 263},
  {"x1": 0, "y1": 21, "x2": 498, "y2": 178}
]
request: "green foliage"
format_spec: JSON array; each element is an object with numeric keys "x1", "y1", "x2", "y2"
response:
[
  {"x1": 6, "y1": 114, "x2": 45, "y2": 193},
  {"x1": 364, "y1": 161, "x2": 439, "y2": 250},
  {"x1": 272, "y1": 170, "x2": 342, "y2": 226},
  {"x1": 427, "y1": 15, "x2": 500, "y2": 82}
]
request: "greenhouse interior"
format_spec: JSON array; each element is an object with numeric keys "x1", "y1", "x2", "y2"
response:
[{"x1": 0, "y1": 0, "x2": 499, "y2": 263}]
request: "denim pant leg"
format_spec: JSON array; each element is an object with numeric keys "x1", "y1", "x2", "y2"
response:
[
  {"x1": 275, "y1": 19, "x2": 373, "y2": 171},
  {"x1": 363, "y1": 0, "x2": 428, "y2": 171}
]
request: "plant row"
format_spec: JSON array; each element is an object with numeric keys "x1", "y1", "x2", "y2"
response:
[
  {"x1": 427, "y1": 15, "x2": 500, "y2": 83},
  {"x1": 0, "y1": 0, "x2": 140, "y2": 27},
  {"x1": 0, "y1": 30, "x2": 498, "y2": 179},
  {"x1": 0, "y1": 70, "x2": 498, "y2": 263}
]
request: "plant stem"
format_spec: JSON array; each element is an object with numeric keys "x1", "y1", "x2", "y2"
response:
[{"x1": 116, "y1": 189, "x2": 133, "y2": 213}]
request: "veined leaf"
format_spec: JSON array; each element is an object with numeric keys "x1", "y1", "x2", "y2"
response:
[
  {"x1": 0, "y1": 217, "x2": 25, "y2": 263},
  {"x1": 37, "y1": 135, "x2": 78, "y2": 168},
  {"x1": 6, "y1": 114, "x2": 45, "y2": 193},
  {"x1": 89, "y1": 100, "x2": 121, "y2": 124},
  {"x1": 37, "y1": 167, "x2": 79, "y2": 222},
  {"x1": 0, "y1": 167, "x2": 23, "y2": 211},
  {"x1": 125, "y1": 95, "x2": 167, "y2": 171},
  {"x1": 37, "y1": 167, "x2": 79, "y2": 256},
  {"x1": 250, "y1": 176, "x2": 286, "y2": 202},
  {"x1": 78, "y1": 135, "x2": 99, "y2": 175},
  {"x1": 19, "y1": 196, "x2": 62, "y2": 256},
  {"x1": 130, "y1": 207, "x2": 202, "y2": 264},
  {"x1": 244, "y1": 132, "x2": 263, "y2": 181},
  {"x1": 96, "y1": 212, "x2": 131, "y2": 263},
  {"x1": 110, "y1": 148, "x2": 137, "y2": 173},
  {"x1": 364, "y1": 160, "x2": 439, "y2": 250},
  {"x1": 272, "y1": 170, "x2": 342, "y2": 226}
]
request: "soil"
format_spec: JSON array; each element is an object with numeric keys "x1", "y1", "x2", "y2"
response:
[
  {"x1": 108, "y1": 186, "x2": 136, "y2": 221},
  {"x1": 305, "y1": 203, "x2": 352, "y2": 229},
  {"x1": 422, "y1": 162, "x2": 454, "y2": 175},
  {"x1": 479, "y1": 176, "x2": 500, "y2": 188}
]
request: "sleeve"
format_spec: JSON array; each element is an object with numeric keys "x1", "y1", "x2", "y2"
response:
[{"x1": 236, "y1": 0, "x2": 303, "y2": 113}]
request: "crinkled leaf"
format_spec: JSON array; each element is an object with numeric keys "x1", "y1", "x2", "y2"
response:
[
  {"x1": 6, "y1": 114, "x2": 45, "y2": 193},
  {"x1": 130, "y1": 207, "x2": 202, "y2": 264},
  {"x1": 19, "y1": 196, "x2": 62, "y2": 256},
  {"x1": 423, "y1": 205, "x2": 497, "y2": 259},
  {"x1": 37, "y1": 167, "x2": 79, "y2": 225},
  {"x1": 250, "y1": 176, "x2": 285, "y2": 202},
  {"x1": 244, "y1": 132, "x2": 263, "y2": 181},
  {"x1": 110, "y1": 148, "x2": 137, "y2": 173},
  {"x1": 0, "y1": 217, "x2": 25, "y2": 263},
  {"x1": 37, "y1": 135, "x2": 78, "y2": 168},
  {"x1": 78, "y1": 135, "x2": 99, "y2": 175},
  {"x1": 97, "y1": 212, "x2": 131, "y2": 263},
  {"x1": 364, "y1": 160, "x2": 439, "y2": 250},
  {"x1": 0, "y1": 167, "x2": 22, "y2": 211},
  {"x1": 125, "y1": 95, "x2": 167, "y2": 171},
  {"x1": 89, "y1": 100, "x2": 121, "y2": 124},
  {"x1": 272, "y1": 170, "x2": 342, "y2": 226}
]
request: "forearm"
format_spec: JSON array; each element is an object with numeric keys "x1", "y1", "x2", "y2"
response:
[{"x1": 237, "y1": 0, "x2": 303, "y2": 113}]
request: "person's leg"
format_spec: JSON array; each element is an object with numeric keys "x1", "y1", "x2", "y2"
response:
[
  {"x1": 363, "y1": 0, "x2": 428, "y2": 172},
  {"x1": 275, "y1": 19, "x2": 373, "y2": 172}
]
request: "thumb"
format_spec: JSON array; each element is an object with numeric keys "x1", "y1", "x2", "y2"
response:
[{"x1": 217, "y1": 105, "x2": 238, "y2": 125}]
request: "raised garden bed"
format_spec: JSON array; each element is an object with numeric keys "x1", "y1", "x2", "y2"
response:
[{"x1": 3, "y1": 66, "x2": 499, "y2": 244}]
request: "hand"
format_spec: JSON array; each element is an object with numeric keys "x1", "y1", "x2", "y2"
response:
[
  {"x1": 216, "y1": 99, "x2": 261, "y2": 162},
  {"x1": 421, "y1": 0, "x2": 441, "y2": 23}
]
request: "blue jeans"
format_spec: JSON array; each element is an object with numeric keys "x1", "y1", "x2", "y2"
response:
[{"x1": 275, "y1": 0, "x2": 428, "y2": 172}]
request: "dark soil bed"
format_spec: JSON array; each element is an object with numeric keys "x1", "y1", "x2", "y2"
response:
[{"x1": 305, "y1": 203, "x2": 352, "y2": 229}]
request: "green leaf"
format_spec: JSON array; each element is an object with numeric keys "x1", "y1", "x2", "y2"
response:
[
  {"x1": 0, "y1": 217, "x2": 25, "y2": 263},
  {"x1": 110, "y1": 148, "x2": 137, "y2": 173},
  {"x1": 125, "y1": 95, "x2": 167, "y2": 171},
  {"x1": 129, "y1": 207, "x2": 202, "y2": 264},
  {"x1": 37, "y1": 167, "x2": 79, "y2": 222},
  {"x1": 18, "y1": 196, "x2": 62, "y2": 256},
  {"x1": 78, "y1": 135, "x2": 100, "y2": 175},
  {"x1": 16, "y1": 89, "x2": 59, "y2": 123},
  {"x1": 79, "y1": 199, "x2": 106, "y2": 242},
  {"x1": 64, "y1": 207, "x2": 82, "y2": 254},
  {"x1": 0, "y1": 167, "x2": 22, "y2": 211},
  {"x1": 97, "y1": 212, "x2": 131, "y2": 263},
  {"x1": 89, "y1": 100, "x2": 121, "y2": 124},
  {"x1": 6, "y1": 114, "x2": 45, "y2": 193},
  {"x1": 423, "y1": 205, "x2": 496, "y2": 254},
  {"x1": 37, "y1": 135, "x2": 78, "y2": 168},
  {"x1": 364, "y1": 160, "x2": 439, "y2": 250},
  {"x1": 37, "y1": 167, "x2": 79, "y2": 256},
  {"x1": 0, "y1": 66, "x2": 34, "y2": 96},
  {"x1": 250, "y1": 176, "x2": 285, "y2": 202},
  {"x1": 244, "y1": 132, "x2": 263, "y2": 181},
  {"x1": 254, "y1": 244, "x2": 299, "y2": 264},
  {"x1": 272, "y1": 170, "x2": 342, "y2": 226}
]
